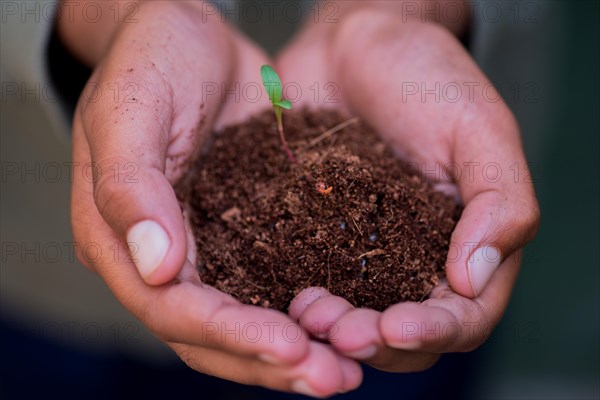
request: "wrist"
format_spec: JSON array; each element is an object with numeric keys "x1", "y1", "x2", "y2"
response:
[
  {"x1": 298, "y1": 0, "x2": 469, "y2": 42},
  {"x1": 56, "y1": 0, "x2": 212, "y2": 67},
  {"x1": 56, "y1": 0, "x2": 138, "y2": 66}
]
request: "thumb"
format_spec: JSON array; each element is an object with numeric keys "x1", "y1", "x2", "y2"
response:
[
  {"x1": 445, "y1": 103, "x2": 540, "y2": 298},
  {"x1": 78, "y1": 80, "x2": 186, "y2": 286}
]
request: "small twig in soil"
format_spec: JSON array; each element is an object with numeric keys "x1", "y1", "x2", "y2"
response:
[
  {"x1": 268, "y1": 268, "x2": 286, "y2": 288},
  {"x1": 346, "y1": 178, "x2": 357, "y2": 191},
  {"x1": 350, "y1": 214, "x2": 363, "y2": 236},
  {"x1": 372, "y1": 268, "x2": 384, "y2": 281},
  {"x1": 223, "y1": 263, "x2": 241, "y2": 277},
  {"x1": 357, "y1": 249, "x2": 386, "y2": 259},
  {"x1": 384, "y1": 212, "x2": 395, "y2": 225},
  {"x1": 246, "y1": 280, "x2": 268, "y2": 290},
  {"x1": 306, "y1": 117, "x2": 360, "y2": 148}
]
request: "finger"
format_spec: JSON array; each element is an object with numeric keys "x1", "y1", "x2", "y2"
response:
[
  {"x1": 332, "y1": 308, "x2": 381, "y2": 359},
  {"x1": 171, "y1": 341, "x2": 363, "y2": 397},
  {"x1": 315, "y1": 307, "x2": 438, "y2": 372},
  {"x1": 290, "y1": 289, "x2": 438, "y2": 372},
  {"x1": 381, "y1": 301, "x2": 460, "y2": 352},
  {"x1": 290, "y1": 291, "x2": 437, "y2": 372},
  {"x1": 446, "y1": 100, "x2": 540, "y2": 297},
  {"x1": 336, "y1": 354, "x2": 364, "y2": 393},
  {"x1": 380, "y1": 252, "x2": 521, "y2": 353},
  {"x1": 290, "y1": 288, "x2": 354, "y2": 340},
  {"x1": 75, "y1": 83, "x2": 186, "y2": 286},
  {"x1": 72, "y1": 152, "x2": 311, "y2": 365},
  {"x1": 288, "y1": 287, "x2": 332, "y2": 320},
  {"x1": 75, "y1": 6, "x2": 236, "y2": 285},
  {"x1": 367, "y1": 348, "x2": 440, "y2": 373},
  {"x1": 150, "y1": 269, "x2": 311, "y2": 366}
]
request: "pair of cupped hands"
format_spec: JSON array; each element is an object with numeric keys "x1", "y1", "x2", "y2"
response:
[{"x1": 70, "y1": 1, "x2": 539, "y2": 397}]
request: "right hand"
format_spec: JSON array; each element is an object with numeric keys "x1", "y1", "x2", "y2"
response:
[
  {"x1": 277, "y1": 4, "x2": 539, "y2": 373},
  {"x1": 69, "y1": 1, "x2": 361, "y2": 395}
]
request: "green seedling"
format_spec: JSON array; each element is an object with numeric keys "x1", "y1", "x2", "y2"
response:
[{"x1": 260, "y1": 65, "x2": 295, "y2": 163}]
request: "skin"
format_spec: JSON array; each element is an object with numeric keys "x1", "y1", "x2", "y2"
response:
[
  {"x1": 63, "y1": 0, "x2": 540, "y2": 394},
  {"x1": 66, "y1": 1, "x2": 361, "y2": 396},
  {"x1": 278, "y1": 4, "x2": 540, "y2": 372}
]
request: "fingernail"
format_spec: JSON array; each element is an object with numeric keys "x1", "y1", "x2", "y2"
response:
[
  {"x1": 345, "y1": 344, "x2": 377, "y2": 360},
  {"x1": 292, "y1": 380, "x2": 319, "y2": 397},
  {"x1": 127, "y1": 220, "x2": 170, "y2": 279},
  {"x1": 467, "y1": 245, "x2": 501, "y2": 296},
  {"x1": 314, "y1": 331, "x2": 329, "y2": 340},
  {"x1": 258, "y1": 353, "x2": 281, "y2": 366}
]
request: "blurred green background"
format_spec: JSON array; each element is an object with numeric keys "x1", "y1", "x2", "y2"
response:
[{"x1": 469, "y1": 1, "x2": 600, "y2": 397}]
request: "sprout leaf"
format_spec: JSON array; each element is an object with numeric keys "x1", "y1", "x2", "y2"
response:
[
  {"x1": 260, "y1": 65, "x2": 283, "y2": 105},
  {"x1": 275, "y1": 99, "x2": 292, "y2": 109}
]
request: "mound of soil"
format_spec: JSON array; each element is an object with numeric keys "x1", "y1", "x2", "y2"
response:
[{"x1": 177, "y1": 109, "x2": 461, "y2": 312}]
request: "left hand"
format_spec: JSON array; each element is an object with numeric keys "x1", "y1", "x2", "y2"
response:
[
  {"x1": 67, "y1": 2, "x2": 362, "y2": 394},
  {"x1": 276, "y1": 8, "x2": 540, "y2": 371}
]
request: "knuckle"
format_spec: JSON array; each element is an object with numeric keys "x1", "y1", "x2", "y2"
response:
[
  {"x1": 524, "y1": 201, "x2": 541, "y2": 240},
  {"x1": 460, "y1": 303, "x2": 496, "y2": 352},
  {"x1": 92, "y1": 163, "x2": 134, "y2": 218},
  {"x1": 142, "y1": 296, "x2": 173, "y2": 343},
  {"x1": 172, "y1": 346, "x2": 202, "y2": 372},
  {"x1": 513, "y1": 198, "x2": 541, "y2": 244},
  {"x1": 178, "y1": 350, "x2": 197, "y2": 369},
  {"x1": 74, "y1": 247, "x2": 93, "y2": 271},
  {"x1": 69, "y1": 216, "x2": 97, "y2": 273},
  {"x1": 494, "y1": 191, "x2": 541, "y2": 250}
]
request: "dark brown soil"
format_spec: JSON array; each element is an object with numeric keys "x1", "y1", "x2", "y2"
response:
[{"x1": 177, "y1": 109, "x2": 462, "y2": 312}]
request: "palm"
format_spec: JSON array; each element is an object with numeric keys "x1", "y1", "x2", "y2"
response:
[{"x1": 277, "y1": 10, "x2": 535, "y2": 372}]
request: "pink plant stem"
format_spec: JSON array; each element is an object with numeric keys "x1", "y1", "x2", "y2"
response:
[{"x1": 277, "y1": 116, "x2": 296, "y2": 163}]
